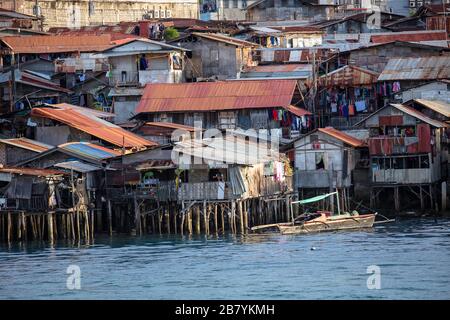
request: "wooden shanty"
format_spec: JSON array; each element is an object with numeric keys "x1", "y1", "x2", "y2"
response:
[
  {"x1": 356, "y1": 103, "x2": 449, "y2": 212},
  {"x1": 102, "y1": 134, "x2": 297, "y2": 236}
]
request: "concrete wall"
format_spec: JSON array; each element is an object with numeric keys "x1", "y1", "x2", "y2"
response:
[
  {"x1": 8, "y1": 0, "x2": 199, "y2": 29},
  {"x1": 246, "y1": 0, "x2": 336, "y2": 22}
]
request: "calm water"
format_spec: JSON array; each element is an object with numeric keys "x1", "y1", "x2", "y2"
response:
[{"x1": 0, "y1": 218, "x2": 449, "y2": 300}]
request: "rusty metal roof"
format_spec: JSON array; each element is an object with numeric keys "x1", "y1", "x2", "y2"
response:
[
  {"x1": 242, "y1": 64, "x2": 313, "y2": 79},
  {"x1": 136, "y1": 80, "x2": 297, "y2": 114},
  {"x1": 0, "y1": 167, "x2": 66, "y2": 177},
  {"x1": 370, "y1": 31, "x2": 448, "y2": 43},
  {"x1": 31, "y1": 107, "x2": 156, "y2": 149},
  {"x1": 192, "y1": 32, "x2": 257, "y2": 47},
  {"x1": 283, "y1": 105, "x2": 312, "y2": 117},
  {"x1": 413, "y1": 99, "x2": 450, "y2": 118},
  {"x1": 144, "y1": 122, "x2": 198, "y2": 132},
  {"x1": 391, "y1": 104, "x2": 449, "y2": 128},
  {"x1": 0, "y1": 137, "x2": 53, "y2": 153},
  {"x1": 318, "y1": 127, "x2": 366, "y2": 148},
  {"x1": 378, "y1": 56, "x2": 450, "y2": 81},
  {"x1": 1, "y1": 35, "x2": 115, "y2": 54},
  {"x1": 319, "y1": 65, "x2": 379, "y2": 87}
]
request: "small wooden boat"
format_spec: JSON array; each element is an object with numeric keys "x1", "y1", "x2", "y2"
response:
[{"x1": 251, "y1": 191, "x2": 377, "y2": 235}]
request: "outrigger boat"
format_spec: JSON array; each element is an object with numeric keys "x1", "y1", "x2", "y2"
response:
[{"x1": 251, "y1": 191, "x2": 378, "y2": 235}]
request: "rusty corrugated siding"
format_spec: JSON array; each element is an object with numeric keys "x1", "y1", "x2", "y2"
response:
[
  {"x1": 31, "y1": 107, "x2": 156, "y2": 149},
  {"x1": 319, "y1": 127, "x2": 365, "y2": 148},
  {"x1": 392, "y1": 104, "x2": 449, "y2": 128},
  {"x1": 319, "y1": 65, "x2": 379, "y2": 87},
  {"x1": 378, "y1": 56, "x2": 450, "y2": 81},
  {"x1": 370, "y1": 31, "x2": 447, "y2": 43},
  {"x1": 1, "y1": 35, "x2": 114, "y2": 54},
  {"x1": 192, "y1": 32, "x2": 257, "y2": 47},
  {"x1": 144, "y1": 122, "x2": 197, "y2": 132},
  {"x1": 136, "y1": 80, "x2": 297, "y2": 113},
  {"x1": 0, "y1": 167, "x2": 66, "y2": 176},
  {"x1": 0, "y1": 137, "x2": 53, "y2": 153}
]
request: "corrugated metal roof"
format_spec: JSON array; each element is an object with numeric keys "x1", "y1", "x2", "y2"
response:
[
  {"x1": 378, "y1": 56, "x2": 450, "y2": 81},
  {"x1": 192, "y1": 33, "x2": 257, "y2": 47},
  {"x1": 242, "y1": 64, "x2": 313, "y2": 79},
  {"x1": 17, "y1": 72, "x2": 73, "y2": 94},
  {"x1": 0, "y1": 137, "x2": 53, "y2": 153},
  {"x1": 319, "y1": 65, "x2": 379, "y2": 87},
  {"x1": 283, "y1": 105, "x2": 312, "y2": 117},
  {"x1": 391, "y1": 104, "x2": 449, "y2": 128},
  {"x1": 318, "y1": 127, "x2": 366, "y2": 148},
  {"x1": 59, "y1": 142, "x2": 121, "y2": 161},
  {"x1": 136, "y1": 80, "x2": 297, "y2": 113},
  {"x1": 54, "y1": 161, "x2": 103, "y2": 173},
  {"x1": 1, "y1": 35, "x2": 114, "y2": 54},
  {"x1": 370, "y1": 31, "x2": 448, "y2": 43},
  {"x1": 0, "y1": 167, "x2": 66, "y2": 177},
  {"x1": 144, "y1": 122, "x2": 197, "y2": 132},
  {"x1": 31, "y1": 107, "x2": 156, "y2": 149},
  {"x1": 46, "y1": 103, "x2": 115, "y2": 119},
  {"x1": 413, "y1": 99, "x2": 450, "y2": 118}
]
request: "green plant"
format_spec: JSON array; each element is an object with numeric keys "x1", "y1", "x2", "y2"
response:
[{"x1": 164, "y1": 27, "x2": 179, "y2": 40}]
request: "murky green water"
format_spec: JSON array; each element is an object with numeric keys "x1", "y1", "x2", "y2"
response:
[{"x1": 0, "y1": 218, "x2": 449, "y2": 299}]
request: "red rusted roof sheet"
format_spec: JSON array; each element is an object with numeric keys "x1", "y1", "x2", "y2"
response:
[
  {"x1": 31, "y1": 107, "x2": 156, "y2": 148},
  {"x1": 319, "y1": 127, "x2": 366, "y2": 147},
  {"x1": 136, "y1": 80, "x2": 298, "y2": 113},
  {"x1": 283, "y1": 105, "x2": 312, "y2": 117},
  {"x1": 144, "y1": 122, "x2": 198, "y2": 132},
  {"x1": 192, "y1": 32, "x2": 257, "y2": 47},
  {"x1": 370, "y1": 31, "x2": 447, "y2": 43},
  {"x1": 0, "y1": 137, "x2": 53, "y2": 152},
  {"x1": 319, "y1": 65, "x2": 379, "y2": 87},
  {"x1": 1, "y1": 35, "x2": 115, "y2": 54},
  {"x1": 0, "y1": 167, "x2": 67, "y2": 177}
]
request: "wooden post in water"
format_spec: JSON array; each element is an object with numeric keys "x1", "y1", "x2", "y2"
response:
[
  {"x1": 48, "y1": 213, "x2": 54, "y2": 244},
  {"x1": 180, "y1": 201, "x2": 185, "y2": 235},
  {"x1": 214, "y1": 204, "x2": 218, "y2": 235},
  {"x1": 7, "y1": 212, "x2": 11, "y2": 243},
  {"x1": 195, "y1": 205, "x2": 201, "y2": 235},
  {"x1": 134, "y1": 196, "x2": 141, "y2": 236},
  {"x1": 203, "y1": 200, "x2": 208, "y2": 235},
  {"x1": 238, "y1": 201, "x2": 244, "y2": 234},
  {"x1": 107, "y1": 200, "x2": 113, "y2": 236}
]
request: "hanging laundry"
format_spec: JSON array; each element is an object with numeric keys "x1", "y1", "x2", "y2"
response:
[
  {"x1": 349, "y1": 103, "x2": 355, "y2": 116},
  {"x1": 355, "y1": 100, "x2": 367, "y2": 112},
  {"x1": 331, "y1": 102, "x2": 338, "y2": 113},
  {"x1": 392, "y1": 81, "x2": 401, "y2": 93}
]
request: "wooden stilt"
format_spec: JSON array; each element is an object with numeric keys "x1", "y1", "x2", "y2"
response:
[
  {"x1": 195, "y1": 205, "x2": 201, "y2": 235},
  {"x1": 48, "y1": 213, "x2": 54, "y2": 244},
  {"x1": 180, "y1": 202, "x2": 185, "y2": 235},
  {"x1": 134, "y1": 196, "x2": 141, "y2": 236},
  {"x1": 203, "y1": 201, "x2": 208, "y2": 235},
  {"x1": 107, "y1": 200, "x2": 113, "y2": 236},
  {"x1": 7, "y1": 212, "x2": 11, "y2": 243},
  {"x1": 214, "y1": 204, "x2": 218, "y2": 234}
]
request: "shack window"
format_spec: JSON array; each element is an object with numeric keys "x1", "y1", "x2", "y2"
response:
[{"x1": 315, "y1": 153, "x2": 326, "y2": 170}]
